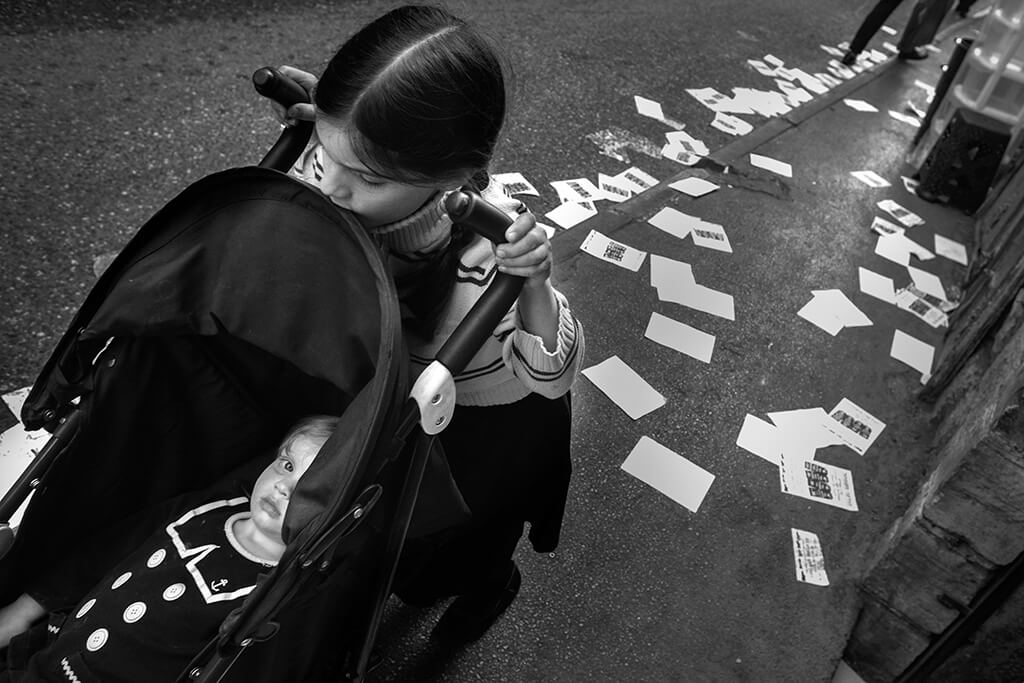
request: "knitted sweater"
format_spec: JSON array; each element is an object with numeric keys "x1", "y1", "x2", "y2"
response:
[{"x1": 291, "y1": 145, "x2": 583, "y2": 406}]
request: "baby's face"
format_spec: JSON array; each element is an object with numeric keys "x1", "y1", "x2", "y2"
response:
[{"x1": 249, "y1": 434, "x2": 323, "y2": 544}]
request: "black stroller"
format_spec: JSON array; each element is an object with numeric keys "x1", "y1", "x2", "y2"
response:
[{"x1": 0, "y1": 68, "x2": 523, "y2": 682}]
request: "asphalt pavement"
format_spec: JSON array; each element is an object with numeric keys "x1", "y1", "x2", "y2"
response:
[{"x1": 0, "y1": 2, "x2": 995, "y2": 681}]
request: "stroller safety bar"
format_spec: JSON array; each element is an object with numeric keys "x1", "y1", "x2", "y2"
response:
[
  {"x1": 411, "y1": 191, "x2": 526, "y2": 433},
  {"x1": 0, "y1": 406, "x2": 84, "y2": 560}
]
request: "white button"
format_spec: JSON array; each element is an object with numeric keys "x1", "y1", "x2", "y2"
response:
[
  {"x1": 163, "y1": 583, "x2": 186, "y2": 601},
  {"x1": 123, "y1": 601, "x2": 147, "y2": 624},
  {"x1": 111, "y1": 572, "x2": 132, "y2": 590},
  {"x1": 146, "y1": 549, "x2": 166, "y2": 568},
  {"x1": 76, "y1": 599, "x2": 96, "y2": 619},
  {"x1": 86, "y1": 628, "x2": 108, "y2": 652}
]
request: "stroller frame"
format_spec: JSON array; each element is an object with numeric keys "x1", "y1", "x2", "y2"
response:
[{"x1": 0, "y1": 68, "x2": 525, "y2": 682}]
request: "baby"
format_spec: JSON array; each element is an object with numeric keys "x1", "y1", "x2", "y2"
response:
[{"x1": 0, "y1": 415, "x2": 337, "y2": 682}]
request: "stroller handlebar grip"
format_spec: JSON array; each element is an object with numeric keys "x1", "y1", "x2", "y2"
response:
[
  {"x1": 252, "y1": 67, "x2": 310, "y2": 108},
  {"x1": 443, "y1": 190, "x2": 513, "y2": 245},
  {"x1": 435, "y1": 191, "x2": 526, "y2": 377},
  {"x1": 252, "y1": 67, "x2": 314, "y2": 172}
]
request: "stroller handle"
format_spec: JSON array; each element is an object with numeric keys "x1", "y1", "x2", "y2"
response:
[
  {"x1": 435, "y1": 191, "x2": 526, "y2": 376},
  {"x1": 252, "y1": 67, "x2": 314, "y2": 172}
]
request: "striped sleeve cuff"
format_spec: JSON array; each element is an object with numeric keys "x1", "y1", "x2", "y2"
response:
[{"x1": 505, "y1": 289, "x2": 584, "y2": 398}]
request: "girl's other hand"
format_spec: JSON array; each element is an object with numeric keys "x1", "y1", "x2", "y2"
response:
[
  {"x1": 270, "y1": 65, "x2": 318, "y2": 127},
  {"x1": 494, "y1": 213, "x2": 552, "y2": 286}
]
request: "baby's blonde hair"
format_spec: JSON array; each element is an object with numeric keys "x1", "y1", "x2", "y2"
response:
[{"x1": 278, "y1": 415, "x2": 339, "y2": 457}]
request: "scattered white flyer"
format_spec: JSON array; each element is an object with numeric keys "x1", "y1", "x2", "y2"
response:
[
  {"x1": 750, "y1": 153, "x2": 793, "y2": 178},
  {"x1": 645, "y1": 312, "x2": 715, "y2": 363},
  {"x1": 669, "y1": 176, "x2": 720, "y2": 198},
  {"x1": 913, "y1": 79, "x2": 937, "y2": 97},
  {"x1": 826, "y1": 398, "x2": 886, "y2": 455},
  {"x1": 881, "y1": 25, "x2": 898, "y2": 35},
  {"x1": 889, "y1": 110, "x2": 922, "y2": 128},
  {"x1": 621, "y1": 436, "x2": 715, "y2": 513},
  {"x1": 551, "y1": 178, "x2": 608, "y2": 204},
  {"x1": 834, "y1": 661, "x2": 870, "y2": 683},
  {"x1": 768, "y1": 407, "x2": 846, "y2": 452},
  {"x1": 662, "y1": 142, "x2": 703, "y2": 166},
  {"x1": 491, "y1": 172, "x2": 539, "y2": 196},
  {"x1": 875, "y1": 233, "x2": 912, "y2": 266},
  {"x1": 906, "y1": 264, "x2": 948, "y2": 302},
  {"x1": 650, "y1": 253, "x2": 696, "y2": 290},
  {"x1": 730, "y1": 87, "x2": 791, "y2": 116},
  {"x1": 634, "y1": 94, "x2": 666, "y2": 121},
  {"x1": 777, "y1": 79, "x2": 815, "y2": 104},
  {"x1": 748, "y1": 58, "x2": 780, "y2": 77},
  {"x1": 843, "y1": 98, "x2": 879, "y2": 112},
  {"x1": 686, "y1": 87, "x2": 739, "y2": 113},
  {"x1": 579, "y1": 230, "x2": 647, "y2": 271},
  {"x1": 545, "y1": 200, "x2": 597, "y2": 229},
  {"x1": 736, "y1": 413, "x2": 783, "y2": 466},
  {"x1": 797, "y1": 295, "x2": 844, "y2": 336},
  {"x1": 598, "y1": 173, "x2": 633, "y2": 203},
  {"x1": 650, "y1": 256, "x2": 734, "y2": 320},
  {"x1": 877, "y1": 199, "x2": 925, "y2": 227},
  {"x1": 895, "y1": 288, "x2": 949, "y2": 328},
  {"x1": 858, "y1": 266, "x2": 897, "y2": 304},
  {"x1": 890, "y1": 329, "x2": 935, "y2": 380},
  {"x1": 615, "y1": 167, "x2": 659, "y2": 194},
  {"x1": 883, "y1": 41, "x2": 900, "y2": 53},
  {"x1": 821, "y1": 45, "x2": 847, "y2": 58},
  {"x1": 663, "y1": 130, "x2": 710, "y2": 165},
  {"x1": 670, "y1": 283, "x2": 736, "y2": 321},
  {"x1": 871, "y1": 215, "x2": 905, "y2": 236},
  {"x1": 792, "y1": 529, "x2": 830, "y2": 586},
  {"x1": 789, "y1": 69, "x2": 829, "y2": 95},
  {"x1": 907, "y1": 284, "x2": 959, "y2": 313},
  {"x1": 811, "y1": 289, "x2": 872, "y2": 327},
  {"x1": 779, "y1": 451, "x2": 859, "y2": 511},
  {"x1": 690, "y1": 221, "x2": 733, "y2": 253},
  {"x1": 647, "y1": 206, "x2": 700, "y2": 241},
  {"x1": 902, "y1": 175, "x2": 921, "y2": 194},
  {"x1": 581, "y1": 355, "x2": 665, "y2": 420},
  {"x1": 711, "y1": 112, "x2": 754, "y2": 136},
  {"x1": 851, "y1": 170, "x2": 891, "y2": 188},
  {"x1": 934, "y1": 234, "x2": 968, "y2": 265}
]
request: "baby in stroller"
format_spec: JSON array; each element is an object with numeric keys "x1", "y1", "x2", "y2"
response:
[{"x1": 0, "y1": 415, "x2": 338, "y2": 682}]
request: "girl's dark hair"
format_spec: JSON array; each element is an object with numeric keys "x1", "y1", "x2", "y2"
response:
[{"x1": 315, "y1": 5, "x2": 507, "y2": 185}]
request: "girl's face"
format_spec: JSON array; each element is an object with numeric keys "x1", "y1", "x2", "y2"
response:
[{"x1": 314, "y1": 117, "x2": 450, "y2": 227}]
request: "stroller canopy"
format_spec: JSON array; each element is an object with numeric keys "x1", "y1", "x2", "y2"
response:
[{"x1": 8, "y1": 168, "x2": 407, "y2": 629}]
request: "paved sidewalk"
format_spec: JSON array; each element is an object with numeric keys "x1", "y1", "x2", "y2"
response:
[{"x1": 371, "y1": 16, "x2": 982, "y2": 683}]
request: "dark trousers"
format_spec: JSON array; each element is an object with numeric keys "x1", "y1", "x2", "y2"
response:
[{"x1": 848, "y1": 0, "x2": 954, "y2": 54}]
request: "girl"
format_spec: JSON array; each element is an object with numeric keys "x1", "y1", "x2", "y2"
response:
[{"x1": 274, "y1": 5, "x2": 584, "y2": 646}]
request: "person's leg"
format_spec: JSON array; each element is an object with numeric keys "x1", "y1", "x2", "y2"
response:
[
  {"x1": 848, "y1": 0, "x2": 909, "y2": 55},
  {"x1": 898, "y1": 0, "x2": 956, "y2": 55},
  {"x1": 955, "y1": 0, "x2": 977, "y2": 17}
]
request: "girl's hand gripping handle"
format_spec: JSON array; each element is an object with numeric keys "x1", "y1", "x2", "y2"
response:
[
  {"x1": 436, "y1": 191, "x2": 526, "y2": 377},
  {"x1": 252, "y1": 66, "x2": 314, "y2": 172}
]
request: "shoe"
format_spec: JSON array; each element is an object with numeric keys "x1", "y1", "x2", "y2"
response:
[
  {"x1": 431, "y1": 563, "x2": 521, "y2": 647},
  {"x1": 898, "y1": 47, "x2": 929, "y2": 61},
  {"x1": 840, "y1": 50, "x2": 858, "y2": 66}
]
